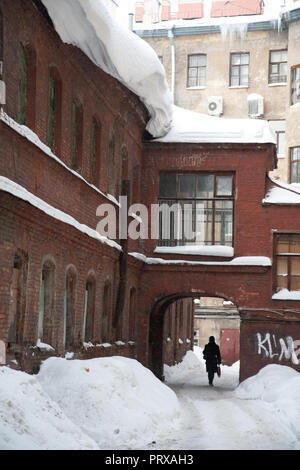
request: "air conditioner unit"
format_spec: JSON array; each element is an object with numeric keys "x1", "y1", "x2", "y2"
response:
[
  {"x1": 247, "y1": 93, "x2": 264, "y2": 118},
  {"x1": 208, "y1": 96, "x2": 223, "y2": 116},
  {"x1": 0, "y1": 80, "x2": 5, "y2": 105}
]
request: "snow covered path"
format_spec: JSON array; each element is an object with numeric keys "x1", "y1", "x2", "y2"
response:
[
  {"x1": 150, "y1": 350, "x2": 300, "y2": 451},
  {"x1": 1, "y1": 350, "x2": 300, "y2": 450}
]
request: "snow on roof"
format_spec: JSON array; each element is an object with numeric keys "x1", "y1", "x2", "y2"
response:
[
  {"x1": 129, "y1": 251, "x2": 272, "y2": 266},
  {"x1": 41, "y1": 0, "x2": 173, "y2": 138},
  {"x1": 134, "y1": 0, "x2": 300, "y2": 31},
  {"x1": 263, "y1": 177, "x2": 300, "y2": 204},
  {"x1": 153, "y1": 105, "x2": 276, "y2": 144},
  {"x1": 0, "y1": 176, "x2": 122, "y2": 252}
]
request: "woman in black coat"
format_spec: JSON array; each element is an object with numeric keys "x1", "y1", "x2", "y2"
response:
[{"x1": 203, "y1": 336, "x2": 222, "y2": 386}]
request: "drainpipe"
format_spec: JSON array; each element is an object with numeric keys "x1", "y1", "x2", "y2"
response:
[
  {"x1": 113, "y1": 180, "x2": 130, "y2": 331},
  {"x1": 168, "y1": 26, "x2": 175, "y2": 103}
]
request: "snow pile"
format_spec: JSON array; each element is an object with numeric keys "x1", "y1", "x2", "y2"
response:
[
  {"x1": 164, "y1": 349, "x2": 205, "y2": 384},
  {"x1": 37, "y1": 356, "x2": 180, "y2": 449},
  {"x1": 0, "y1": 356, "x2": 180, "y2": 450},
  {"x1": 154, "y1": 105, "x2": 275, "y2": 144},
  {"x1": 41, "y1": 0, "x2": 172, "y2": 138},
  {"x1": 236, "y1": 364, "x2": 300, "y2": 440},
  {"x1": 0, "y1": 367, "x2": 97, "y2": 450}
]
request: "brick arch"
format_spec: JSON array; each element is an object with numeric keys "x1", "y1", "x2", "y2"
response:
[
  {"x1": 148, "y1": 290, "x2": 238, "y2": 380},
  {"x1": 137, "y1": 262, "x2": 272, "y2": 380}
]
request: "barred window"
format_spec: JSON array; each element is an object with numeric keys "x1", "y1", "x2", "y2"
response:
[{"x1": 269, "y1": 50, "x2": 287, "y2": 84}]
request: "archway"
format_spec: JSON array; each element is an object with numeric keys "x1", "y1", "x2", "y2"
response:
[{"x1": 148, "y1": 292, "x2": 240, "y2": 382}]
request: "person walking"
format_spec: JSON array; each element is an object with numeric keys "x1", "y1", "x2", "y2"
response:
[{"x1": 203, "y1": 336, "x2": 222, "y2": 386}]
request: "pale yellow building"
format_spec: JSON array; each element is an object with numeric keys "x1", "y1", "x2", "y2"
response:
[{"x1": 134, "y1": 0, "x2": 300, "y2": 184}]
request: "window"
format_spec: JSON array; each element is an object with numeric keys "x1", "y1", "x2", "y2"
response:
[
  {"x1": 290, "y1": 147, "x2": 300, "y2": 184},
  {"x1": 269, "y1": 50, "x2": 287, "y2": 84},
  {"x1": 64, "y1": 268, "x2": 76, "y2": 348},
  {"x1": 291, "y1": 65, "x2": 300, "y2": 105},
  {"x1": 230, "y1": 52, "x2": 249, "y2": 87},
  {"x1": 275, "y1": 234, "x2": 300, "y2": 292},
  {"x1": 18, "y1": 44, "x2": 36, "y2": 129},
  {"x1": 102, "y1": 282, "x2": 111, "y2": 343},
  {"x1": 18, "y1": 44, "x2": 27, "y2": 125},
  {"x1": 83, "y1": 277, "x2": 96, "y2": 343},
  {"x1": 187, "y1": 54, "x2": 206, "y2": 88},
  {"x1": 71, "y1": 101, "x2": 83, "y2": 172},
  {"x1": 47, "y1": 67, "x2": 62, "y2": 154},
  {"x1": 158, "y1": 173, "x2": 234, "y2": 247},
  {"x1": 128, "y1": 287, "x2": 136, "y2": 341},
  {"x1": 268, "y1": 121, "x2": 286, "y2": 158},
  {"x1": 38, "y1": 260, "x2": 55, "y2": 345},
  {"x1": 90, "y1": 117, "x2": 101, "y2": 185},
  {"x1": 107, "y1": 136, "x2": 115, "y2": 195},
  {"x1": 7, "y1": 251, "x2": 28, "y2": 345}
]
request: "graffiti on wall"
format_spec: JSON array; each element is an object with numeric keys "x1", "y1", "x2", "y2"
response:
[{"x1": 256, "y1": 332, "x2": 300, "y2": 365}]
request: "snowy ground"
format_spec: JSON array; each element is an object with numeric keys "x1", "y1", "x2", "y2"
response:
[{"x1": 0, "y1": 347, "x2": 299, "y2": 450}]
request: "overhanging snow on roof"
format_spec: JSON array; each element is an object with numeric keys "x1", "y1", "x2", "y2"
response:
[{"x1": 41, "y1": 0, "x2": 173, "y2": 138}]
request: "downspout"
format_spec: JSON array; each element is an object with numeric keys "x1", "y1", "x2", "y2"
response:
[
  {"x1": 113, "y1": 180, "x2": 130, "y2": 331},
  {"x1": 168, "y1": 26, "x2": 175, "y2": 103}
]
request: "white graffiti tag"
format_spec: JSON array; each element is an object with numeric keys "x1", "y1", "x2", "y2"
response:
[{"x1": 256, "y1": 333, "x2": 300, "y2": 365}]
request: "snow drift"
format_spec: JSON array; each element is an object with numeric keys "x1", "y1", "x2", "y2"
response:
[
  {"x1": 235, "y1": 364, "x2": 300, "y2": 440},
  {"x1": 0, "y1": 356, "x2": 180, "y2": 450}
]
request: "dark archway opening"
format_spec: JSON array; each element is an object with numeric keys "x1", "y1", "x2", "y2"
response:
[{"x1": 149, "y1": 294, "x2": 240, "y2": 383}]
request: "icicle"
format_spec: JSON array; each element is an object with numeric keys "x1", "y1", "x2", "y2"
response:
[{"x1": 220, "y1": 22, "x2": 248, "y2": 42}]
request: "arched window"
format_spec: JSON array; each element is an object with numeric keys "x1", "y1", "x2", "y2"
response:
[
  {"x1": 128, "y1": 287, "x2": 136, "y2": 341},
  {"x1": 101, "y1": 281, "x2": 111, "y2": 343},
  {"x1": 47, "y1": 66, "x2": 62, "y2": 155},
  {"x1": 107, "y1": 136, "x2": 115, "y2": 196},
  {"x1": 83, "y1": 275, "x2": 96, "y2": 343},
  {"x1": 18, "y1": 43, "x2": 36, "y2": 129},
  {"x1": 38, "y1": 260, "x2": 55, "y2": 345},
  {"x1": 107, "y1": 117, "x2": 123, "y2": 197},
  {"x1": 90, "y1": 117, "x2": 101, "y2": 185},
  {"x1": 71, "y1": 100, "x2": 83, "y2": 172},
  {"x1": 7, "y1": 251, "x2": 28, "y2": 345},
  {"x1": 64, "y1": 267, "x2": 76, "y2": 348}
]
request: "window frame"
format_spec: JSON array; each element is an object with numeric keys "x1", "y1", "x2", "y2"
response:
[
  {"x1": 268, "y1": 49, "x2": 288, "y2": 85},
  {"x1": 71, "y1": 100, "x2": 83, "y2": 173},
  {"x1": 291, "y1": 64, "x2": 300, "y2": 105},
  {"x1": 290, "y1": 146, "x2": 300, "y2": 184},
  {"x1": 274, "y1": 232, "x2": 300, "y2": 294},
  {"x1": 187, "y1": 53, "x2": 207, "y2": 88},
  {"x1": 47, "y1": 67, "x2": 62, "y2": 155},
  {"x1": 158, "y1": 172, "x2": 235, "y2": 247},
  {"x1": 229, "y1": 52, "x2": 249, "y2": 87}
]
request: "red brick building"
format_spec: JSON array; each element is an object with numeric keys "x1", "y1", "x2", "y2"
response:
[{"x1": 1, "y1": 0, "x2": 300, "y2": 382}]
